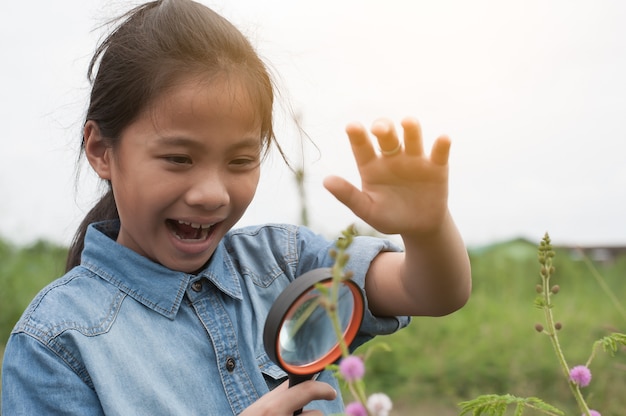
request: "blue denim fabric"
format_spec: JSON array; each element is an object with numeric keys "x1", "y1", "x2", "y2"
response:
[{"x1": 2, "y1": 220, "x2": 409, "y2": 415}]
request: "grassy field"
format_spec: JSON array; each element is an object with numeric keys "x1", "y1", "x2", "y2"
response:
[
  {"x1": 355, "y1": 238, "x2": 626, "y2": 414},
  {"x1": 1, "y1": 236, "x2": 624, "y2": 415}
]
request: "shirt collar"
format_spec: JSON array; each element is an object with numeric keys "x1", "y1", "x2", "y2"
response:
[
  {"x1": 196, "y1": 242, "x2": 243, "y2": 301},
  {"x1": 80, "y1": 221, "x2": 242, "y2": 320}
]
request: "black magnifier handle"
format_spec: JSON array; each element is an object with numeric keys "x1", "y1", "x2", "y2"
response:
[
  {"x1": 288, "y1": 373, "x2": 313, "y2": 388},
  {"x1": 288, "y1": 373, "x2": 318, "y2": 415}
]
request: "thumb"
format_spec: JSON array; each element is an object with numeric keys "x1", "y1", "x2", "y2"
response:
[{"x1": 323, "y1": 175, "x2": 370, "y2": 219}]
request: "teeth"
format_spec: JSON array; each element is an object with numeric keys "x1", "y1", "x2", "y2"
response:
[{"x1": 177, "y1": 220, "x2": 212, "y2": 229}]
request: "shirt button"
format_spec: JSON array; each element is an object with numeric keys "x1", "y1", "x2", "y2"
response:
[
  {"x1": 191, "y1": 281, "x2": 202, "y2": 292},
  {"x1": 225, "y1": 357, "x2": 236, "y2": 372}
]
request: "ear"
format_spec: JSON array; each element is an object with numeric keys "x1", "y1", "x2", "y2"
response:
[{"x1": 83, "y1": 121, "x2": 113, "y2": 180}]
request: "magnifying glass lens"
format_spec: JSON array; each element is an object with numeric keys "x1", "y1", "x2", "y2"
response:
[
  {"x1": 263, "y1": 268, "x2": 366, "y2": 416},
  {"x1": 278, "y1": 283, "x2": 356, "y2": 367}
]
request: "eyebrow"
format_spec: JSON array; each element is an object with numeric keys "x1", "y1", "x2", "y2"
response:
[{"x1": 154, "y1": 136, "x2": 262, "y2": 150}]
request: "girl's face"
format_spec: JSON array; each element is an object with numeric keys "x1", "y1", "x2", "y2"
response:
[{"x1": 104, "y1": 75, "x2": 262, "y2": 273}]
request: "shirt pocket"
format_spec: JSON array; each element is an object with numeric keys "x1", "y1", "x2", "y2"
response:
[
  {"x1": 243, "y1": 264, "x2": 288, "y2": 288},
  {"x1": 257, "y1": 352, "x2": 287, "y2": 391}
]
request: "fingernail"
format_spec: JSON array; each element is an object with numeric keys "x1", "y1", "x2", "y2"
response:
[{"x1": 371, "y1": 121, "x2": 389, "y2": 134}]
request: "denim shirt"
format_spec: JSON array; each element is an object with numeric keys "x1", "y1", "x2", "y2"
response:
[{"x1": 2, "y1": 221, "x2": 409, "y2": 415}]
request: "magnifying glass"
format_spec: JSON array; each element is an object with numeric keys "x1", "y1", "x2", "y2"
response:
[{"x1": 263, "y1": 268, "x2": 365, "y2": 415}]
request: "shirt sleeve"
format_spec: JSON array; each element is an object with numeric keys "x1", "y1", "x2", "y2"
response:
[
  {"x1": 342, "y1": 234, "x2": 412, "y2": 349},
  {"x1": 294, "y1": 226, "x2": 411, "y2": 349},
  {"x1": 1, "y1": 332, "x2": 104, "y2": 416}
]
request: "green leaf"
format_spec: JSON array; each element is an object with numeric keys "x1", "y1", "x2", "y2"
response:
[
  {"x1": 598, "y1": 332, "x2": 626, "y2": 356},
  {"x1": 534, "y1": 296, "x2": 546, "y2": 308},
  {"x1": 458, "y1": 394, "x2": 564, "y2": 416}
]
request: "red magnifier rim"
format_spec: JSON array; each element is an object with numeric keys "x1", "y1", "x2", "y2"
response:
[{"x1": 276, "y1": 278, "x2": 364, "y2": 375}]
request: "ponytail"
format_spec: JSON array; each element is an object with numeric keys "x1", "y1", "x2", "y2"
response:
[{"x1": 66, "y1": 189, "x2": 118, "y2": 271}]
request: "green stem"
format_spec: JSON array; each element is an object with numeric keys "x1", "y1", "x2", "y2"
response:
[
  {"x1": 328, "y1": 302, "x2": 350, "y2": 358},
  {"x1": 585, "y1": 341, "x2": 601, "y2": 368},
  {"x1": 348, "y1": 380, "x2": 369, "y2": 406},
  {"x1": 288, "y1": 297, "x2": 321, "y2": 339},
  {"x1": 325, "y1": 227, "x2": 373, "y2": 414},
  {"x1": 541, "y1": 254, "x2": 591, "y2": 416},
  {"x1": 329, "y1": 249, "x2": 350, "y2": 357}
]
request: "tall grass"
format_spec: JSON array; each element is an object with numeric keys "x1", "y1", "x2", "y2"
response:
[
  {"x1": 1, "y1": 236, "x2": 624, "y2": 414},
  {"x1": 0, "y1": 239, "x2": 66, "y2": 346}
]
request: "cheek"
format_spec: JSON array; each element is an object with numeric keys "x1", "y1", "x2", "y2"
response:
[{"x1": 232, "y1": 172, "x2": 260, "y2": 207}]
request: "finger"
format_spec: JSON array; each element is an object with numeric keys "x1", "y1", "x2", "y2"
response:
[
  {"x1": 288, "y1": 381, "x2": 337, "y2": 412},
  {"x1": 371, "y1": 118, "x2": 401, "y2": 156},
  {"x1": 273, "y1": 380, "x2": 290, "y2": 393},
  {"x1": 345, "y1": 122, "x2": 377, "y2": 166},
  {"x1": 401, "y1": 117, "x2": 424, "y2": 157},
  {"x1": 250, "y1": 380, "x2": 336, "y2": 416},
  {"x1": 431, "y1": 135, "x2": 451, "y2": 166},
  {"x1": 323, "y1": 176, "x2": 371, "y2": 220}
]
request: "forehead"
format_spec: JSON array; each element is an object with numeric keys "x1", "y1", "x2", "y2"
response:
[{"x1": 148, "y1": 73, "x2": 262, "y2": 131}]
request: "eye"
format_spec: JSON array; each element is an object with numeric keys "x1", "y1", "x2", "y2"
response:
[
  {"x1": 231, "y1": 158, "x2": 252, "y2": 165},
  {"x1": 229, "y1": 155, "x2": 260, "y2": 170},
  {"x1": 164, "y1": 155, "x2": 193, "y2": 165}
]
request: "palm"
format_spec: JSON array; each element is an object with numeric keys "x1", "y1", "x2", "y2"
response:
[{"x1": 324, "y1": 117, "x2": 450, "y2": 235}]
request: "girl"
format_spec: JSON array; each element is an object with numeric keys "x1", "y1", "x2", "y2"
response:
[{"x1": 1, "y1": 1, "x2": 471, "y2": 415}]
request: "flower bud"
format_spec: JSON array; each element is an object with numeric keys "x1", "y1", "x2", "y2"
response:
[
  {"x1": 339, "y1": 355, "x2": 365, "y2": 382},
  {"x1": 535, "y1": 284, "x2": 543, "y2": 293},
  {"x1": 551, "y1": 285, "x2": 560, "y2": 294},
  {"x1": 555, "y1": 322, "x2": 562, "y2": 330},
  {"x1": 534, "y1": 323, "x2": 544, "y2": 333},
  {"x1": 345, "y1": 402, "x2": 368, "y2": 416},
  {"x1": 569, "y1": 365, "x2": 592, "y2": 387}
]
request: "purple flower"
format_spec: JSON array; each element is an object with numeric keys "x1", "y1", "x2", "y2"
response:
[
  {"x1": 345, "y1": 401, "x2": 368, "y2": 416},
  {"x1": 339, "y1": 355, "x2": 365, "y2": 382},
  {"x1": 569, "y1": 365, "x2": 592, "y2": 387},
  {"x1": 586, "y1": 411, "x2": 601, "y2": 416}
]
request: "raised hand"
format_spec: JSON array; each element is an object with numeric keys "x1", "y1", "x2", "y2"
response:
[{"x1": 324, "y1": 117, "x2": 451, "y2": 236}]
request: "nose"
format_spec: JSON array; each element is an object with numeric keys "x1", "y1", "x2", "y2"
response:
[{"x1": 184, "y1": 171, "x2": 230, "y2": 211}]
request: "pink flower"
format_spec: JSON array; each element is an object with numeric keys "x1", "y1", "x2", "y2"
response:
[
  {"x1": 569, "y1": 365, "x2": 592, "y2": 387},
  {"x1": 345, "y1": 401, "x2": 368, "y2": 416},
  {"x1": 339, "y1": 355, "x2": 365, "y2": 382},
  {"x1": 367, "y1": 392, "x2": 393, "y2": 416},
  {"x1": 586, "y1": 411, "x2": 601, "y2": 416}
]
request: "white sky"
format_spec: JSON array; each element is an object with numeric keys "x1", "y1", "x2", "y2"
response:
[{"x1": 1, "y1": 0, "x2": 625, "y2": 248}]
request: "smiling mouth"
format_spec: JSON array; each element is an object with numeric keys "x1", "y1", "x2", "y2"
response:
[{"x1": 167, "y1": 220, "x2": 214, "y2": 241}]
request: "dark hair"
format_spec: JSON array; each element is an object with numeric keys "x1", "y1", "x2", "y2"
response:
[{"x1": 66, "y1": 0, "x2": 280, "y2": 271}]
